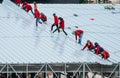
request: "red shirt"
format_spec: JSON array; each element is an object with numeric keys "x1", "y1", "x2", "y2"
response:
[
  {"x1": 102, "y1": 50, "x2": 110, "y2": 59},
  {"x1": 95, "y1": 45, "x2": 104, "y2": 54},
  {"x1": 54, "y1": 16, "x2": 58, "y2": 24},
  {"x1": 82, "y1": 42, "x2": 94, "y2": 50},
  {"x1": 59, "y1": 19, "x2": 64, "y2": 29},
  {"x1": 41, "y1": 14, "x2": 47, "y2": 21},
  {"x1": 15, "y1": 0, "x2": 21, "y2": 4},
  {"x1": 34, "y1": 9, "x2": 41, "y2": 18},
  {"x1": 75, "y1": 30, "x2": 84, "y2": 40},
  {"x1": 22, "y1": 2, "x2": 28, "y2": 9},
  {"x1": 26, "y1": 4, "x2": 32, "y2": 12}
]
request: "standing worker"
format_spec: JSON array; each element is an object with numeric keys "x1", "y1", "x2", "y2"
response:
[
  {"x1": 34, "y1": 9, "x2": 42, "y2": 28},
  {"x1": 53, "y1": 17, "x2": 68, "y2": 36},
  {"x1": 51, "y1": 13, "x2": 60, "y2": 32}
]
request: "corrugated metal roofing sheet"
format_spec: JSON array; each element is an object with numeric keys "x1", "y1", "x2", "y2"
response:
[{"x1": 0, "y1": 0, "x2": 120, "y2": 65}]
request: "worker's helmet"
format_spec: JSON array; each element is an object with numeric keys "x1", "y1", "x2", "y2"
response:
[
  {"x1": 94, "y1": 42, "x2": 98, "y2": 46},
  {"x1": 58, "y1": 17, "x2": 63, "y2": 21},
  {"x1": 41, "y1": 12, "x2": 44, "y2": 15},
  {"x1": 53, "y1": 13, "x2": 56, "y2": 16},
  {"x1": 87, "y1": 40, "x2": 90, "y2": 43}
]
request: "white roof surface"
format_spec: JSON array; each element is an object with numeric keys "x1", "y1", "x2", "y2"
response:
[{"x1": 0, "y1": 0, "x2": 120, "y2": 65}]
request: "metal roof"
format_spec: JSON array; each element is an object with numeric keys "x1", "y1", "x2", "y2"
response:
[{"x1": 0, "y1": 0, "x2": 120, "y2": 65}]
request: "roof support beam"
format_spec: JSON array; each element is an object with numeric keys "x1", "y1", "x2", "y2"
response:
[
  {"x1": 34, "y1": 64, "x2": 45, "y2": 78},
  {"x1": 71, "y1": 63, "x2": 82, "y2": 78},
  {"x1": 7, "y1": 64, "x2": 9, "y2": 78},
  {"x1": 118, "y1": 63, "x2": 120, "y2": 78},
  {"x1": 100, "y1": 65, "x2": 104, "y2": 78},
  {"x1": 83, "y1": 63, "x2": 85, "y2": 78},
  {"x1": 64, "y1": 63, "x2": 67, "y2": 78},
  {"x1": 45, "y1": 64, "x2": 47, "y2": 78},
  {"x1": 9, "y1": 64, "x2": 20, "y2": 78},
  {"x1": 0, "y1": 64, "x2": 6, "y2": 73},
  {"x1": 85, "y1": 63, "x2": 93, "y2": 72},
  {"x1": 26, "y1": 64, "x2": 28, "y2": 78},
  {"x1": 47, "y1": 64, "x2": 59, "y2": 78},
  {"x1": 108, "y1": 64, "x2": 119, "y2": 78}
]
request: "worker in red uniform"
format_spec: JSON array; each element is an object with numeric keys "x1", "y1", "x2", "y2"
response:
[
  {"x1": 101, "y1": 50, "x2": 110, "y2": 60},
  {"x1": 34, "y1": 9, "x2": 42, "y2": 27},
  {"x1": 72, "y1": 30, "x2": 84, "y2": 44},
  {"x1": 94, "y1": 42, "x2": 104, "y2": 55},
  {"x1": 41, "y1": 12, "x2": 47, "y2": 24},
  {"x1": 21, "y1": 1, "x2": 28, "y2": 11},
  {"x1": 25, "y1": 4, "x2": 34, "y2": 15},
  {"x1": 14, "y1": 0, "x2": 21, "y2": 6},
  {"x1": 53, "y1": 17, "x2": 68, "y2": 36},
  {"x1": 82, "y1": 40, "x2": 94, "y2": 51},
  {"x1": 51, "y1": 13, "x2": 60, "y2": 32}
]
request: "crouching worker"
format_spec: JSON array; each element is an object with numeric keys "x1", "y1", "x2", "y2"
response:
[
  {"x1": 101, "y1": 50, "x2": 110, "y2": 60},
  {"x1": 41, "y1": 12, "x2": 47, "y2": 24},
  {"x1": 72, "y1": 30, "x2": 84, "y2": 45},
  {"x1": 26, "y1": 3, "x2": 34, "y2": 16},
  {"x1": 82, "y1": 40, "x2": 94, "y2": 51},
  {"x1": 94, "y1": 42, "x2": 104, "y2": 55},
  {"x1": 21, "y1": 1, "x2": 28, "y2": 11}
]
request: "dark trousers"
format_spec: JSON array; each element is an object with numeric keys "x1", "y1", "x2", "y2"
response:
[
  {"x1": 101, "y1": 54, "x2": 109, "y2": 59},
  {"x1": 22, "y1": 7, "x2": 26, "y2": 11},
  {"x1": 30, "y1": 10, "x2": 34, "y2": 16},
  {"x1": 36, "y1": 18, "x2": 42, "y2": 27},
  {"x1": 27, "y1": 10, "x2": 34, "y2": 16},
  {"x1": 88, "y1": 46, "x2": 94, "y2": 50},
  {"x1": 78, "y1": 33, "x2": 83, "y2": 44},
  {"x1": 41, "y1": 18, "x2": 47, "y2": 22},
  {"x1": 16, "y1": 4, "x2": 20, "y2": 7},
  {"x1": 53, "y1": 27, "x2": 68, "y2": 36},
  {"x1": 51, "y1": 24, "x2": 60, "y2": 32}
]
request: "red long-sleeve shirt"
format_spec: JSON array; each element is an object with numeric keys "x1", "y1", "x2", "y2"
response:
[
  {"x1": 95, "y1": 45, "x2": 104, "y2": 54},
  {"x1": 41, "y1": 14, "x2": 47, "y2": 21},
  {"x1": 82, "y1": 42, "x2": 94, "y2": 50},
  {"x1": 54, "y1": 16, "x2": 58, "y2": 25},
  {"x1": 59, "y1": 19, "x2": 64, "y2": 29},
  {"x1": 102, "y1": 50, "x2": 110, "y2": 59},
  {"x1": 26, "y1": 4, "x2": 32, "y2": 12},
  {"x1": 34, "y1": 9, "x2": 41, "y2": 18},
  {"x1": 14, "y1": 0, "x2": 21, "y2": 4},
  {"x1": 75, "y1": 30, "x2": 84, "y2": 40},
  {"x1": 22, "y1": 2, "x2": 28, "y2": 9}
]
